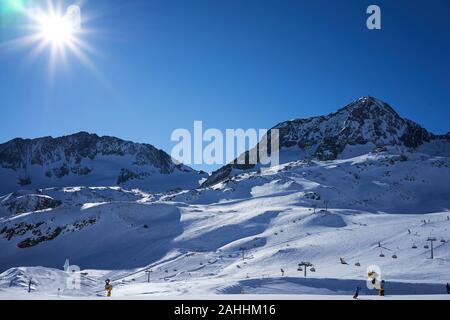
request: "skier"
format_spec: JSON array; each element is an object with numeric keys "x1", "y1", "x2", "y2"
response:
[
  {"x1": 353, "y1": 286, "x2": 361, "y2": 300},
  {"x1": 446, "y1": 283, "x2": 450, "y2": 294},
  {"x1": 378, "y1": 280, "x2": 385, "y2": 296},
  {"x1": 105, "y1": 279, "x2": 113, "y2": 297}
]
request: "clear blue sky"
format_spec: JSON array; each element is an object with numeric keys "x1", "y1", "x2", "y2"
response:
[{"x1": 1, "y1": 0, "x2": 449, "y2": 171}]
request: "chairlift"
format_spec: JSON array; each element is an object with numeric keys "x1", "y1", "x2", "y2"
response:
[
  {"x1": 379, "y1": 252, "x2": 385, "y2": 257},
  {"x1": 297, "y1": 267, "x2": 303, "y2": 272},
  {"x1": 392, "y1": 254, "x2": 398, "y2": 259},
  {"x1": 355, "y1": 262, "x2": 361, "y2": 267},
  {"x1": 412, "y1": 244, "x2": 417, "y2": 249},
  {"x1": 424, "y1": 245, "x2": 429, "y2": 249},
  {"x1": 310, "y1": 267, "x2": 316, "y2": 272},
  {"x1": 440, "y1": 239, "x2": 446, "y2": 243}
]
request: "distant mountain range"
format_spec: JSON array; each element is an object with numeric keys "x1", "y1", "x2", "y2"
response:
[
  {"x1": 1, "y1": 96, "x2": 448, "y2": 195},
  {"x1": 0, "y1": 132, "x2": 206, "y2": 195}
]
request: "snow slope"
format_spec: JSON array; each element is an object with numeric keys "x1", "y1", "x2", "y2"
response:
[
  {"x1": 0, "y1": 189, "x2": 182, "y2": 271},
  {"x1": 1, "y1": 153, "x2": 449, "y2": 298}
]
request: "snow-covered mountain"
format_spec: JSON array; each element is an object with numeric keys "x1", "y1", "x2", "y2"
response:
[
  {"x1": 203, "y1": 96, "x2": 449, "y2": 187},
  {"x1": 0, "y1": 132, "x2": 206, "y2": 195},
  {"x1": 0, "y1": 96, "x2": 449, "y2": 299}
]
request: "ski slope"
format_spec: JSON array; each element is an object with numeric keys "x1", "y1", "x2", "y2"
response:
[{"x1": 0, "y1": 149, "x2": 449, "y2": 299}]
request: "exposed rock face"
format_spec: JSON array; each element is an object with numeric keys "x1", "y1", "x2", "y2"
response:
[
  {"x1": 273, "y1": 96, "x2": 435, "y2": 160},
  {"x1": 0, "y1": 132, "x2": 205, "y2": 194},
  {"x1": 0, "y1": 132, "x2": 174, "y2": 172},
  {"x1": 1, "y1": 194, "x2": 62, "y2": 215},
  {"x1": 203, "y1": 96, "x2": 449, "y2": 187}
]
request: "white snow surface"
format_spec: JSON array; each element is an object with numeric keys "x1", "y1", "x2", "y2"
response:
[{"x1": 0, "y1": 150, "x2": 449, "y2": 299}]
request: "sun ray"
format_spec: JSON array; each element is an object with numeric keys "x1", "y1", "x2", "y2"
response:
[
  {"x1": 0, "y1": 33, "x2": 42, "y2": 51},
  {"x1": 0, "y1": 0, "x2": 119, "y2": 99},
  {"x1": 1, "y1": 0, "x2": 100, "y2": 76}
]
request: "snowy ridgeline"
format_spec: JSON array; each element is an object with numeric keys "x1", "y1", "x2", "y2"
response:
[
  {"x1": 0, "y1": 150, "x2": 449, "y2": 298},
  {"x1": 0, "y1": 131, "x2": 206, "y2": 196}
]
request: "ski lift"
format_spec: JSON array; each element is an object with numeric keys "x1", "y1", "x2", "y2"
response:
[
  {"x1": 424, "y1": 245, "x2": 429, "y2": 249},
  {"x1": 392, "y1": 254, "x2": 398, "y2": 259},
  {"x1": 297, "y1": 267, "x2": 303, "y2": 272},
  {"x1": 412, "y1": 244, "x2": 417, "y2": 249},
  {"x1": 379, "y1": 252, "x2": 385, "y2": 257},
  {"x1": 355, "y1": 262, "x2": 361, "y2": 267},
  {"x1": 440, "y1": 239, "x2": 446, "y2": 243},
  {"x1": 310, "y1": 267, "x2": 316, "y2": 272}
]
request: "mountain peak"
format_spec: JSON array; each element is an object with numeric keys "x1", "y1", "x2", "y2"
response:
[
  {"x1": 336, "y1": 96, "x2": 400, "y2": 120},
  {"x1": 272, "y1": 96, "x2": 433, "y2": 160},
  {"x1": 65, "y1": 131, "x2": 98, "y2": 138},
  {"x1": 202, "y1": 96, "x2": 446, "y2": 187}
]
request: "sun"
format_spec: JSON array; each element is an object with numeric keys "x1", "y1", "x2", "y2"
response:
[
  {"x1": 33, "y1": 3, "x2": 82, "y2": 50},
  {"x1": 37, "y1": 12, "x2": 75, "y2": 47},
  {"x1": 1, "y1": 1, "x2": 96, "y2": 74}
]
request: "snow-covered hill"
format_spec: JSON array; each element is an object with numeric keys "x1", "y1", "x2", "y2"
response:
[
  {"x1": 0, "y1": 96, "x2": 449, "y2": 299},
  {"x1": 0, "y1": 132, "x2": 206, "y2": 195},
  {"x1": 1, "y1": 178, "x2": 449, "y2": 298}
]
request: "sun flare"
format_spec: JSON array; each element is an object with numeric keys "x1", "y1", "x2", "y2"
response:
[
  {"x1": 37, "y1": 13, "x2": 75, "y2": 46},
  {"x1": 1, "y1": 1, "x2": 96, "y2": 74}
]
